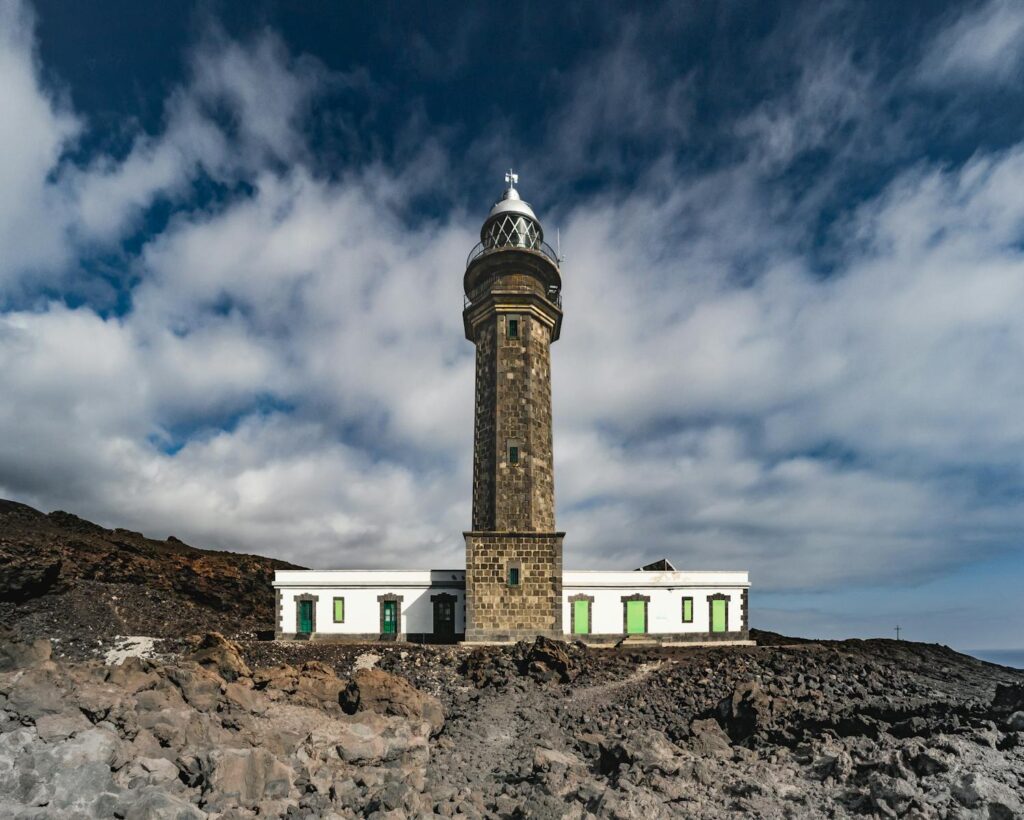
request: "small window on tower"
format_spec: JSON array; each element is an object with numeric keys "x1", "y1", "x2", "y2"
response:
[
  {"x1": 508, "y1": 445, "x2": 519, "y2": 464},
  {"x1": 508, "y1": 566, "x2": 521, "y2": 586},
  {"x1": 507, "y1": 317, "x2": 519, "y2": 339},
  {"x1": 682, "y1": 597, "x2": 693, "y2": 623}
]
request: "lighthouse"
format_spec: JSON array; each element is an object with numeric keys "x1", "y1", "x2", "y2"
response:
[
  {"x1": 273, "y1": 172, "x2": 751, "y2": 648},
  {"x1": 462, "y1": 171, "x2": 565, "y2": 642}
]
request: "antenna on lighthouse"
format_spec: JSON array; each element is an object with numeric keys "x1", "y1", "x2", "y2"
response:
[{"x1": 505, "y1": 169, "x2": 518, "y2": 189}]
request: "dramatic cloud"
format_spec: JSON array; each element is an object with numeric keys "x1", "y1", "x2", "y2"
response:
[
  {"x1": 919, "y1": 0, "x2": 1024, "y2": 84},
  {"x1": 2, "y1": 0, "x2": 1024, "y2": 645}
]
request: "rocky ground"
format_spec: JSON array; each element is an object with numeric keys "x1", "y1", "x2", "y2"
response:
[
  {"x1": 1, "y1": 630, "x2": 1022, "y2": 818},
  {"x1": 2, "y1": 500, "x2": 1023, "y2": 817}
]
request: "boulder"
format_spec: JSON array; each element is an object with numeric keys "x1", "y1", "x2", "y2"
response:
[
  {"x1": 105, "y1": 656, "x2": 159, "y2": 694},
  {"x1": 0, "y1": 636, "x2": 52, "y2": 671},
  {"x1": 204, "y1": 747, "x2": 294, "y2": 810},
  {"x1": 618, "y1": 729, "x2": 686, "y2": 775},
  {"x1": 689, "y1": 718, "x2": 733, "y2": 758},
  {"x1": 717, "y1": 681, "x2": 785, "y2": 742},
  {"x1": 189, "y1": 632, "x2": 251, "y2": 681},
  {"x1": 951, "y1": 772, "x2": 1023, "y2": 815},
  {"x1": 168, "y1": 664, "x2": 224, "y2": 711},
  {"x1": 120, "y1": 786, "x2": 206, "y2": 820},
  {"x1": 329, "y1": 710, "x2": 431, "y2": 765},
  {"x1": 34, "y1": 712, "x2": 92, "y2": 742},
  {"x1": 991, "y1": 682, "x2": 1024, "y2": 714},
  {"x1": 525, "y1": 637, "x2": 581, "y2": 684},
  {"x1": 255, "y1": 661, "x2": 347, "y2": 710},
  {"x1": 4, "y1": 667, "x2": 68, "y2": 719},
  {"x1": 341, "y1": 668, "x2": 445, "y2": 736},
  {"x1": 533, "y1": 746, "x2": 585, "y2": 771}
]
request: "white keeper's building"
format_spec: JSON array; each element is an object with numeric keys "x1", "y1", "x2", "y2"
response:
[{"x1": 273, "y1": 175, "x2": 752, "y2": 646}]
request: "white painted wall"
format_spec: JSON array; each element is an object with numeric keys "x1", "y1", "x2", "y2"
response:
[
  {"x1": 273, "y1": 568, "x2": 748, "y2": 639},
  {"x1": 274, "y1": 570, "x2": 465, "y2": 636},
  {"x1": 562, "y1": 570, "x2": 749, "y2": 636}
]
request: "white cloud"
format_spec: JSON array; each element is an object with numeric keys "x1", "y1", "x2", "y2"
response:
[
  {"x1": 0, "y1": 1, "x2": 79, "y2": 289},
  {"x1": 1, "y1": 0, "x2": 1024, "y2": 614},
  {"x1": 919, "y1": 0, "x2": 1024, "y2": 84}
]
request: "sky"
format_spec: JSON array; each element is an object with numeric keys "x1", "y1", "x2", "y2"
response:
[{"x1": 1, "y1": 0, "x2": 1023, "y2": 650}]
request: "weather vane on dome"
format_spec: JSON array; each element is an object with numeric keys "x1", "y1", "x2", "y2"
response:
[{"x1": 505, "y1": 169, "x2": 518, "y2": 189}]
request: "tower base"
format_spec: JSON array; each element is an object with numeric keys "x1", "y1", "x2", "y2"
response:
[{"x1": 464, "y1": 531, "x2": 564, "y2": 643}]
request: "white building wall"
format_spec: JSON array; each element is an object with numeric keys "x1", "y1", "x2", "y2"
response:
[
  {"x1": 562, "y1": 570, "x2": 749, "y2": 637},
  {"x1": 274, "y1": 570, "x2": 465, "y2": 637}
]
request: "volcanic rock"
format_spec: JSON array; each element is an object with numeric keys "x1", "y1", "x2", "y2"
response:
[{"x1": 341, "y1": 667, "x2": 445, "y2": 736}]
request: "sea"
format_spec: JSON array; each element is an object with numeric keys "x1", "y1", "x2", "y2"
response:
[{"x1": 967, "y1": 649, "x2": 1024, "y2": 670}]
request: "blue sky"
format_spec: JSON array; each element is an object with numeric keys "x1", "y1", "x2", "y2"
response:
[{"x1": 2, "y1": 0, "x2": 1024, "y2": 649}]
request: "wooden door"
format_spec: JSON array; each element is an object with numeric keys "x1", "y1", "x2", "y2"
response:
[
  {"x1": 382, "y1": 601, "x2": 397, "y2": 635},
  {"x1": 573, "y1": 600, "x2": 590, "y2": 634},
  {"x1": 298, "y1": 600, "x2": 313, "y2": 634},
  {"x1": 625, "y1": 600, "x2": 645, "y2": 634},
  {"x1": 433, "y1": 598, "x2": 455, "y2": 642},
  {"x1": 711, "y1": 599, "x2": 728, "y2": 633}
]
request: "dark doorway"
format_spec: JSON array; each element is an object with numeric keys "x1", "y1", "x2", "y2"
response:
[{"x1": 432, "y1": 595, "x2": 456, "y2": 643}]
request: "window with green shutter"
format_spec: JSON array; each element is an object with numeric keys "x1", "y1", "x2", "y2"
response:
[
  {"x1": 573, "y1": 600, "x2": 590, "y2": 634},
  {"x1": 333, "y1": 597, "x2": 345, "y2": 623},
  {"x1": 711, "y1": 598, "x2": 728, "y2": 633},
  {"x1": 508, "y1": 566, "x2": 520, "y2": 586},
  {"x1": 682, "y1": 597, "x2": 693, "y2": 623}
]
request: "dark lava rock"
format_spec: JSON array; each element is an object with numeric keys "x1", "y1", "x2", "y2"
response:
[{"x1": 0, "y1": 498, "x2": 300, "y2": 652}]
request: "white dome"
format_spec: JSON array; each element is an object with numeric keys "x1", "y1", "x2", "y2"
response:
[{"x1": 488, "y1": 186, "x2": 538, "y2": 222}]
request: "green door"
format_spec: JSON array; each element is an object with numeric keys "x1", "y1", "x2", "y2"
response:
[
  {"x1": 298, "y1": 600, "x2": 313, "y2": 633},
  {"x1": 625, "y1": 600, "x2": 645, "y2": 634},
  {"x1": 711, "y1": 599, "x2": 727, "y2": 633},
  {"x1": 573, "y1": 600, "x2": 590, "y2": 634},
  {"x1": 382, "y1": 601, "x2": 397, "y2": 635}
]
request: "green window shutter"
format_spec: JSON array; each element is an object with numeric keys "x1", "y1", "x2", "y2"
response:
[
  {"x1": 508, "y1": 566, "x2": 520, "y2": 586},
  {"x1": 573, "y1": 600, "x2": 589, "y2": 634},
  {"x1": 334, "y1": 598, "x2": 344, "y2": 623},
  {"x1": 508, "y1": 445, "x2": 519, "y2": 464},
  {"x1": 711, "y1": 599, "x2": 727, "y2": 633},
  {"x1": 682, "y1": 597, "x2": 692, "y2": 623},
  {"x1": 626, "y1": 600, "x2": 645, "y2": 634},
  {"x1": 508, "y1": 318, "x2": 519, "y2": 338}
]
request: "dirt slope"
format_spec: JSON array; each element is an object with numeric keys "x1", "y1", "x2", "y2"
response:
[{"x1": 0, "y1": 499, "x2": 301, "y2": 650}]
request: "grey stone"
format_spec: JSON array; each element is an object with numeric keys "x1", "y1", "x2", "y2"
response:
[
  {"x1": 0, "y1": 639, "x2": 52, "y2": 672},
  {"x1": 121, "y1": 787, "x2": 206, "y2": 820},
  {"x1": 951, "y1": 772, "x2": 1023, "y2": 814},
  {"x1": 34, "y1": 713, "x2": 91, "y2": 742},
  {"x1": 689, "y1": 718, "x2": 732, "y2": 758},
  {"x1": 205, "y1": 747, "x2": 293, "y2": 810}
]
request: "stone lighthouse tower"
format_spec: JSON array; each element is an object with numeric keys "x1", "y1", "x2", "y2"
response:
[{"x1": 463, "y1": 172, "x2": 565, "y2": 642}]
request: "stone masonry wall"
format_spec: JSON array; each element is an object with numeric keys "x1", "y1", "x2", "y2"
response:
[
  {"x1": 470, "y1": 295, "x2": 557, "y2": 531},
  {"x1": 464, "y1": 532, "x2": 563, "y2": 641},
  {"x1": 471, "y1": 320, "x2": 497, "y2": 531}
]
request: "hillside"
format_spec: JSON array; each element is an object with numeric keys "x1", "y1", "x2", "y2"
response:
[{"x1": 0, "y1": 499, "x2": 300, "y2": 651}]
